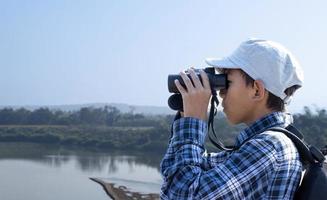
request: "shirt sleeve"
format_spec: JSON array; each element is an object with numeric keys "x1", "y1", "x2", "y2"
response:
[{"x1": 160, "y1": 117, "x2": 278, "y2": 200}]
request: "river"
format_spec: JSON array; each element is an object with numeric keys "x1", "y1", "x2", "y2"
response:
[{"x1": 0, "y1": 142, "x2": 163, "y2": 200}]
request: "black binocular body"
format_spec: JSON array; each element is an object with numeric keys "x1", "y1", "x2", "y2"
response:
[{"x1": 167, "y1": 68, "x2": 228, "y2": 111}]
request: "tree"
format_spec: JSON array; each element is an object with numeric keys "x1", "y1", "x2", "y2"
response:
[
  {"x1": 104, "y1": 106, "x2": 120, "y2": 126},
  {"x1": 27, "y1": 108, "x2": 54, "y2": 125}
]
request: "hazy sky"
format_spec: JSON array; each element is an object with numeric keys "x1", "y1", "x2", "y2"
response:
[{"x1": 1, "y1": 0, "x2": 326, "y2": 113}]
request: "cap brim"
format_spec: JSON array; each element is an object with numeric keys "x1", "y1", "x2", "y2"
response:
[{"x1": 205, "y1": 57, "x2": 239, "y2": 72}]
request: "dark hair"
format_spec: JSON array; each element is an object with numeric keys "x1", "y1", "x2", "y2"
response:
[{"x1": 226, "y1": 69, "x2": 300, "y2": 112}]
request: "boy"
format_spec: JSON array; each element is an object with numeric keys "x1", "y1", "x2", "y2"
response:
[{"x1": 160, "y1": 38, "x2": 304, "y2": 199}]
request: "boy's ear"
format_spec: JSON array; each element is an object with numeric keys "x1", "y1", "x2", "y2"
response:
[{"x1": 252, "y1": 80, "x2": 267, "y2": 101}]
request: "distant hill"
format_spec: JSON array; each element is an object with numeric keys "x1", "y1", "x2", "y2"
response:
[{"x1": 0, "y1": 103, "x2": 175, "y2": 115}]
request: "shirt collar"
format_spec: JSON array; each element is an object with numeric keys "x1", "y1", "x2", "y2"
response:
[{"x1": 235, "y1": 112, "x2": 293, "y2": 147}]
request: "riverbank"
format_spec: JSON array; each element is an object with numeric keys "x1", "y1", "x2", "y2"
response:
[
  {"x1": 0, "y1": 125, "x2": 169, "y2": 153},
  {"x1": 90, "y1": 178, "x2": 160, "y2": 200}
]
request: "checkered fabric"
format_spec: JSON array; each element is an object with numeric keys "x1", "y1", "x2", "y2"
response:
[{"x1": 160, "y1": 112, "x2": 302, "y2": 199}]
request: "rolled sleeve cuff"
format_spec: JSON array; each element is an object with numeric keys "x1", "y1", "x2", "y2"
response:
[{"x1": 172, "y1": 117, "x2": 208, "y2": 145}]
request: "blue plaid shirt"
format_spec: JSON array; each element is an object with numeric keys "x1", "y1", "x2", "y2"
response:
[{"x1": 160, "y1": 112, "x2": 302, "y2": 199}]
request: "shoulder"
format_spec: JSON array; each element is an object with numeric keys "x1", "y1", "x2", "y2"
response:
[
  {"x1": 239, "y1": 130, "x2": 298, "y2": 156},
  {"x1": 259, "y1": 130, "x2": 295, "y2": 149},
  {"x1": 238, "y1": 131, "x2": 278, "y2": 156},
  {"x1": 252, "y1": 130, "x2": 299, "y2": 160},
  {"x1": 235, "y1": 130, "x2": 300, "y2": 171}
]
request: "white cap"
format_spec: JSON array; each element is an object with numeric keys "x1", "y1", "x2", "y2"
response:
[{"x1": 205, "y1": 38, "x2": 304, "y2": 100}]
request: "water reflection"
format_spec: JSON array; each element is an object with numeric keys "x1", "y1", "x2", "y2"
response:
[
  {"x1": 0, "y1": 142, "x2": 163, "y2": 174},
  {"x1": 0, "y1": 142, "x2": 162, "y2": 199}
]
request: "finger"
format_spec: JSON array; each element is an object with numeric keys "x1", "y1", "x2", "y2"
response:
[
  {"x1": 180, "y1": 71, "x2": 194, "y2": 91},
  {"x1": 188, "y1": 69, "x2": 203, "y2": 88},
  {"x1": 174, "y1": 79, "x2": 187, "y2": 94},
  {"x1": 200, "y1": 70, "x2": 211, "y2": 89}
]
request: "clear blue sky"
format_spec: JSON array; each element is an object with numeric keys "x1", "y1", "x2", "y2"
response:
[{"x1": 1, "y1": 0, "x2": 326, "y2": 113}]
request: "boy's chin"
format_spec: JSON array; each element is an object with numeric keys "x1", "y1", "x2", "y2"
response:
[
  {"x1": 225, "y1": 115, "x2": 241, "y2": 125},
  {"x1": 223, "y1": 110, "x2": 242, "y2": 125},
  {"x1": 227, "y1": 120, "x2": 238, "y2": 125}
]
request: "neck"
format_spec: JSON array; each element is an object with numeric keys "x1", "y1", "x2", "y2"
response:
[{"x1": 245, "y1": 107, "x2": 275, "y2": 126}]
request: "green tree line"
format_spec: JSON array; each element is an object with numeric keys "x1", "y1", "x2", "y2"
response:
[
  {"x1": 0, "y1": 106, "x2": 128, "y2": 126},
  {"x1": 0, "y1": 106, "x2": 326, "y2": 151}
]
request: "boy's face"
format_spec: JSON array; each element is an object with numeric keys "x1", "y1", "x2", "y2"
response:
[{"x1": 219, "y1": 69, "x2": 257, "y2": 125}]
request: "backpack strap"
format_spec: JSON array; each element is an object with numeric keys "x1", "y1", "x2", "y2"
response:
[{"x1": 269, "y1": 125, "x2": 325, "y2": 165}]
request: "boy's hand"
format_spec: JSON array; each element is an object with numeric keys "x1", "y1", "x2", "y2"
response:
[{"x1": 174, "y1": 69, "x2": 212, "y2": 121}]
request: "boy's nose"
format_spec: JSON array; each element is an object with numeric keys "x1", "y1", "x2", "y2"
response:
[{"x1": 219, "y1": 89, "x2": 227, "y2": 99}]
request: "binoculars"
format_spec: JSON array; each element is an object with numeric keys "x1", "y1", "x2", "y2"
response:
[{"x1": 167, "y1": 68, "x2": 228, "y2": 111}]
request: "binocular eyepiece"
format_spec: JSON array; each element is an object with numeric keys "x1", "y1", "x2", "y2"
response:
[{"x1": 167, "y1": 67, "x2": 228, "y2": 111}]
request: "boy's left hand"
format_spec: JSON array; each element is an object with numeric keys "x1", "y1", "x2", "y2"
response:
[{"x1": 174, "y1": 69, "x2": 212, "y2": 121}]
